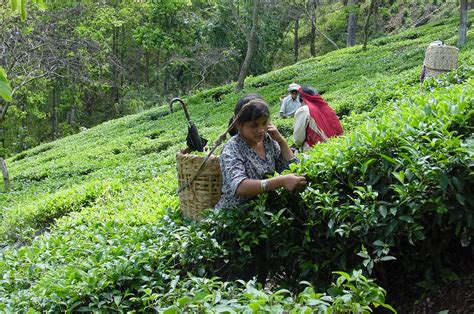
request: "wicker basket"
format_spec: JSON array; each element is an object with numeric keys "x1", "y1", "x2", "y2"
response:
[
  {"x1": 423, "y1": 45, "x2": 459, "y2": 79},
  {"x1": 176, "y1": 149, "x2": 222, "y2": 220}
]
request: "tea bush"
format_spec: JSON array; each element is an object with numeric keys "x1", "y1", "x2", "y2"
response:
[
  {"x1": 0, "y1": 209, "x2": 395, "y2": 312},
  {"x1": 0, "y1": 13, "x2": 472, "y2": 312},
  {"x1": 0, "y1": 179, "x2": 121, "y2": 247},
  {"x1": 200, "y1": 76, "x2": 473, "y2": 294}
]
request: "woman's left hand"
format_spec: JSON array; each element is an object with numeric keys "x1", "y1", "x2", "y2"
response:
[{"x1": 267, "y1": 123, "x2": 285, "y2": 143}]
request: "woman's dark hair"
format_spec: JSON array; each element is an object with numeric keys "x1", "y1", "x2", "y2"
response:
[
  {"x1": 298, "y1": 86, "x2": 318, "y2": 102},
  {"x1": 228, "y1": 93, "x2": 268, "y2": 136}
]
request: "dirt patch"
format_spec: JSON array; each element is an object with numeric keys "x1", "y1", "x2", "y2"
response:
[
  {"x1": 407, "y1": 273, "x2": 474, "y2": 313},
  {"x1": 388, "y1": 259, "x2": 474, "y2": 313}
]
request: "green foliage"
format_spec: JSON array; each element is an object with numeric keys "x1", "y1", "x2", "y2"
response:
[
  {"x1": 0, "y1": 14, "x2": 473, "y2": 311},
  {"x1": 200, "y1": 71, "x2": 473, "y2": 295},
  {"x1": 0, "y1": 180, "x2": 121, "y2": 246},
  {"x1": 8, "y1": 0, "x2": 45, "y2": 21},
  {"x1": 1, "y1": 2, "x2": 470, "y2": 156},
  {"x1": 156, "y1": 270, "x2": 394, "y2": 313},
  {"x1": 0, "y1": 66, "x2": 12, "y2": 102}
]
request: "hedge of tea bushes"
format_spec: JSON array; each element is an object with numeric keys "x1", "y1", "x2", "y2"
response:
[
  {"x1": 2, "y1": 70, "x2": 469, "y2": 312},
  {"x1": 1, "y1": 12, "x2": 471, "y2": 242},
  {"x1": 0, "y1": 13, "x2": 472, "y2": 312},
  {"x1": 199, "y1": 76, "x2": 473, "y2": 294},
  {"x1": 0, "y1": 207, "x2": 393, "y2": 312}
]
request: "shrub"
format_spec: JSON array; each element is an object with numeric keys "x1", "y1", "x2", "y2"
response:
[{"x1": 198, "y1": 77, "x2": 473, "y2": 295}]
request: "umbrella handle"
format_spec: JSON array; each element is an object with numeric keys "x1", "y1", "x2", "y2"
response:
[
  {"x1": 170, "y1": 98, "x2": 192, "y2": 123},
  {"x1": 176, "y1": 101, "x2": 258, "y2": 194}
]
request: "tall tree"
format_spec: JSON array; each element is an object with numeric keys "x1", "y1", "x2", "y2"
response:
[
  {"x1": 362, "y1": 0, "x2": 377, "y2": 50},
  {"x1": 0, "y1": 157, "x2": 9, "y2": 191},
  {"x1": 304, "y1": 0, "x2": 339, "y2": 50},
  {"x1": 346, "y1": 0, "x2": 358, "y2": 47},
  {"x1": 294, "y1": 14, "x2": 300, "y2": 63},
  {"x1": 231, "y1": 0, "x2": 261, "y2": 91},
  {"x1": 307, "y1": 0, "x2": 317, "y2": 57},
  {"x1": 0, "y1": 5, "x2": 107, "y2": 152},
  {"x1": 458, "y1": 0, "x2": 468, "y2": 46}
]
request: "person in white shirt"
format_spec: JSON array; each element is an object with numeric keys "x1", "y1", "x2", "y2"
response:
[
  {"x1": 279, "y1": 83, "x2": 301, "y2": 118},
  {"x1": 293, "y1": 86, "x2": 343, "y2": 152}
]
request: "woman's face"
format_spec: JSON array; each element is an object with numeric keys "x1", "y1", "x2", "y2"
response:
[
  {"x1": 299, "y1": 96, "x2": 307, "y2": 106},
  {"x1": 239, "y1": 116, "x2": 269, "y2": 145}
]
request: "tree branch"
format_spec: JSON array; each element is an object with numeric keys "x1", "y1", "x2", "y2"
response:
[
  {"x1": 229, "y1": 0, "x2": 250, "y2": 41},
  {"x1": 303, "y1": 1, "x2": 339, "y2": 50}
]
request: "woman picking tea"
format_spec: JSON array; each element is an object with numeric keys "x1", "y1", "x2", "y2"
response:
[{"x1": 215, "y1": 95, "x2": 307, "y2": 210}]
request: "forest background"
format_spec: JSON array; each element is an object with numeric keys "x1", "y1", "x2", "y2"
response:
[{"x1": 0, "y1": 0, "x2": 470, "y2": 156}]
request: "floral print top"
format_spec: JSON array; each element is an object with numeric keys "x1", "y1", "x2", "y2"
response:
[{"x1": 215, "y1": 133, "x2": 291, "y2": 210}]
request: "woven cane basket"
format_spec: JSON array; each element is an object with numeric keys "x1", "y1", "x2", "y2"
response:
[
  {"x1": 424, "y1": 45, "x2": 459, "y2": 79},
  {"x1": 176, "y1": 149, "x2": 221, "y2": 220}
]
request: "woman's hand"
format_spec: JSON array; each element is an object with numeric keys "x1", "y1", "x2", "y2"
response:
[
  {"x1": 268, "y1": 123, "x2": 295, "y2": 161},
  {"x1": 267, "y1": 123, "x2": 285, "y2": 143},
  {"x1": 281, "y1": 174, "x2": 307, "y2": 191},
  {"x1": 236, "y1": 174, "x2": 307, "y2": 196}
]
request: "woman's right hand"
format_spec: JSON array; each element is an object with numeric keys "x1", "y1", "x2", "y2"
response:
[{"x1": 281, "y1": 174, "x2": 307, "y2": 191}]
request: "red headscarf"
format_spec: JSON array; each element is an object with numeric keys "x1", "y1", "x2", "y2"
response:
[{"x1": 299, "y1": 88, "x2": 343, "y2": 146}]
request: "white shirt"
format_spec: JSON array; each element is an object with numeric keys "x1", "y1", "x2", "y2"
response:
[
  {"x1": 280, "y1": 95, "x2": 301, "y2": 117},
  {"x1": 293, "y1": 105, "x2": 326, "y2": 152}
]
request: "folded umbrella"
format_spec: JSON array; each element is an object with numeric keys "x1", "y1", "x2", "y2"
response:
[{"x1": 170, "y1": 98, "x2": 207, "y2": 152}]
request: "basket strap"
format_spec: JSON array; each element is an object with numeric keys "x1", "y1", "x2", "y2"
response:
[{"x1": 176, "y1": 100, "x2": 258, "y2": 194}]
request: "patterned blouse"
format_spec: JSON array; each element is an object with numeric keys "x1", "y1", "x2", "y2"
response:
[{"x1": 215, "y1": 133, "x2": 292, "y2": 210}]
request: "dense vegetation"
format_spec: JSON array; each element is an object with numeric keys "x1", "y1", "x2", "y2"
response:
[
  {"x1": 0, "y1": 0, "x2": 463, "y2": 156},
  {"x1": 0, "y1": 10, "x2": 473, "y2": 312}
]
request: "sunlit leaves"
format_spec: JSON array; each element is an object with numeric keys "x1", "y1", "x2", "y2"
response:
[
  {"x1": 0, "y1": 67, "x2": 12, "y2": 102},
  {"x1": 9, "y1": 0, "x2": 46, "y2": 21},
  {"x1": 0, "y1": 10, "x2": 472, "y2": 311}
]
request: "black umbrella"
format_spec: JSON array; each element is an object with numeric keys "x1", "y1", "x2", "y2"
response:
[{"x1": 170, "y1": 98, "x2": 207, "y2": 152}]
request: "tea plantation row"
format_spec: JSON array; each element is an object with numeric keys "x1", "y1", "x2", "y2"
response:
[{"x1": 0, "y1": 13, "x2": 473, "y2": 312}]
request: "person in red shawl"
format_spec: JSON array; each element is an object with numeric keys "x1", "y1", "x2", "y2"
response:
[{"x1": 293, "y1": 86, "x2": 343, "y2": 152}]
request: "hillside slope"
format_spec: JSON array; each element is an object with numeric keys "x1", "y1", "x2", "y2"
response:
[
  {"x1": 2, "y1": 15, "x2": 471, "y2": 222},
  {"x1": 0, "y1": 13, "x2": 473, "y2": 311}
]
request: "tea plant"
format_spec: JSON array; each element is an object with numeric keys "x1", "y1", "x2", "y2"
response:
[{"x1": 0, "y1": 13, "x2": 472, "y2": 311}]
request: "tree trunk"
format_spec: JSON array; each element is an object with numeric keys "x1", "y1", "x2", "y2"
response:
[
  {"x1": 163, "y1": 51, "x2": 171, "y2": 95},
  {"x1": 458, "y1": 0, "x2": 468, "y2": 46},
  {"x1": 20, "y1": 95, "x2": 27, "y2": 151},
  {"x1": 156, "y1": 49, "x2": 161, "y2": 93},
  {"x1": 308, "y1": 0, "x2": 317, "y2": 57},
  {"x1": 145, "y1": 50, "x2": 150, "y2": 88},
  {"x1": 306, "y1": 0, "x2": 339, "y2": 50},
  {"x1": 294, "y1": 15, "x2": 300, "y2": 63},
  {"x1": 120, "y1": 25, "x2": 125, "y2": 89},
  {"x1": 52, "y1": 83, "x2": 59, "y2": 140},
  {"x1": 0, "y1": 101, "x2": 10, "y2": 125},
  {"x1": 112, "y1": 26, "x2": 120, "y2": 105},
  {"x1": 111, "y1": 0, "x2": 120, "y2": 106},
  {"x1": 347, "y1": 0, "x2": 358, "y2": 47},
  {"x1": 236, "y1": 0, "x2": 261, "y2": 91},
  {"x1": 0, "y1": 158, "x2": 9, "y2": 192},
  {"x1": 85, "y1": 91, "x2": 93, "y2": 120},
  {"x1": 0, "y1": 127, "x2": 4, "y2": 150},
  {"x1": 362, "y1": 0, "x2": 376, "y2": 50},
  {"x1": 68, "y1": 104, "x2": 76, "y2": 128}
]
